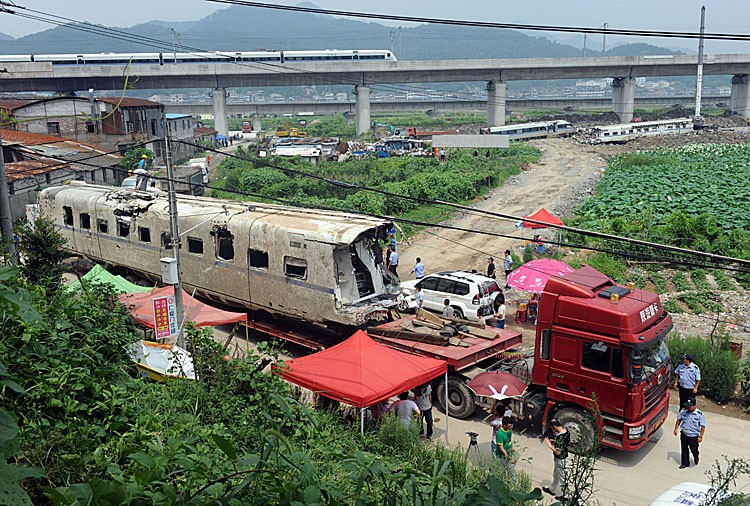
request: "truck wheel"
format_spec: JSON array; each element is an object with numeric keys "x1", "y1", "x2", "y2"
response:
[
  {"x1": 435, "y1": 376, "x2": 476, "y2": 419},
  {"x1": 553, "y1": 407, "x2": 598, "y2": 455}
]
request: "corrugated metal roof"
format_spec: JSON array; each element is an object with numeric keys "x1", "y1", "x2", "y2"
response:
[
  {"x1": 194, "y1": 127, "x2": 217, "y2": 136},
  {"x1": 0, "y1": 128, "x2": 63, "y2": 145},
  {"x1": 0, "y1": 99, "x2": 35, "y2": 112},
  {"x1": 5, "y1": 159, "x2": 70, "y2": 181},
  {"x1": 96, "y1": 97, "x2": 163, "y2": 108}
]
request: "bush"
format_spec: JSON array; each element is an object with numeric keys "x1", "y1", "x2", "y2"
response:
[
  {"x1": 667, "y1": 333, "x2": 740, "y2": 403},
  {"x1": 742, "y1": 352, "x2": 750, "y2": 410}
]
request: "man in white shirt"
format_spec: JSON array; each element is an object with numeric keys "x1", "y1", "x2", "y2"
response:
[
  {"x1": 388, "y1": 392, "x2": 420, "y2": 427},
  {"x1": 442, "y1": 299, "x2": 455, "y2": 318},
  {"x1": 414, "y1": 384, "x2": 433, "y2": 439},
  {"x1": 387, "y1": 246, "x2": 399, "y2": 276},
  {"x1": 415, "y1": 285, "x2": 425, "y2": 313}
]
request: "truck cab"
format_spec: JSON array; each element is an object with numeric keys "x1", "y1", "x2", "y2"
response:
[{"x1": 527, "y1": 266, "x2": 672, "y2": 451}]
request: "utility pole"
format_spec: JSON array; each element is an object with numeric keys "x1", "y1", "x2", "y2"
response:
[
  {"x1": 694, "y1": 6, "x2": 706, "y2": 123},
  {"x1": 602, "y1": 22, "x2": 608, "y2": 55},
  {"x1": 0, "y1": 129, "x2": 16, "y2": 265},
  {"x1": 583, "y1": 31, "x2": 588, "y2": 57},
  {"x1": 163, "y1": 123, "x2": 185, "y2": 348},
  {"x1": 398, "y1": 26, "x2": 402, "y2": 59},
  {"x1": 88, "y1": 88, "x2": 98, "y2": 133}
]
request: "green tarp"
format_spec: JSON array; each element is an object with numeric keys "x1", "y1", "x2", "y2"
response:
[{"x1": 65, "y1": 264, "x2": 153, "y2": 294}]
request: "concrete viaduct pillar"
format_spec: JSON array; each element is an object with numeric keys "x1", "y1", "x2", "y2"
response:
[
  {"x1": 354, "y1": 84, "x2": 371, "y2": 136},
  {"x1": 212, "y1": 88, "x2": 228, "y2": 137},
  {"x1": 252, "y1": 113, "x2": 263, "y2": 132},
  {"x1": 611, "y1": 77, "x2": 636, "y2": 123},
  {"x1": 486, "y1": 80, "x2": 507, "y2": 127},
  {"x1": 730, "y1": 74, "x2": 750, "y2": 118}
]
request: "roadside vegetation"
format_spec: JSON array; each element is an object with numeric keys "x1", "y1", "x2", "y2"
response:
[
  {"x1": 3, "y1": 216, "x2": 547, "y2": 505},
  {"x1": 569, "y1": 143, "x2": 750, "y2": 289},
  {"x1": 564, "y1": 143, "x2": 750, "y2": 408},
  {"x1": 210, "y1": 144, "x2": 539, "y2": 237}
]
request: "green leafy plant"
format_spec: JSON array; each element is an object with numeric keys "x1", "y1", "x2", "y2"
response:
[{"x1": 667, "y1": 334, "x2": 740, "y2": 403}]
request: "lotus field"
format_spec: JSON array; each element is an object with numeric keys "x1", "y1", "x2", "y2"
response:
[
  {"x1": 577, "y1": 143, "x2": 750, "y2": 230},
  {"x1": 574, "y1": 143, "x2": 750, "y2": 285}
]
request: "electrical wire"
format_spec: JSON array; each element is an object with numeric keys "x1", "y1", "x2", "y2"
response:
[{"x1": 207, "y1": 1, "x2": 750, "y2": 43}]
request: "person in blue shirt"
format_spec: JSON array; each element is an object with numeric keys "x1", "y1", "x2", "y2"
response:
[
  {"x1": 673, "y1": 398, "x2": 706, "y2": 469},
  {"x1": 387, "y1": 246, "x2": 399, "y2": 277},
  {"x1": 674, "y1": 354, "x2": 701, "y2": 408},
  {"x1": 415, "y1": 285, "x2": 425, "y2": 313},
  {"x1": 412, "y1": 257, "x2": 425, "y2": 279}
]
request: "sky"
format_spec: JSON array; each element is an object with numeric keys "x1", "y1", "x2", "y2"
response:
[{"x1": 2, "y1": 0, "x2": 750, "y2": 53}]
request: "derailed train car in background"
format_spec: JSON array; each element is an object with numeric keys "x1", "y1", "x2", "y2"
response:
[{"x1": 38, "y1": 183, "x2": 399, "y2": 327}]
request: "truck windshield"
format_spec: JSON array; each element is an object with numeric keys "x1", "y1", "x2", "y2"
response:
[{"x1": 634, "y1": 340, "x2": 670, "y2": 378}]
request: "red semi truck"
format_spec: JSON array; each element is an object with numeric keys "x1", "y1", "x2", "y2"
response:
[
  {"x1": 251, "y1": 264, "x2": 672, "y2": 452},
  {"x1": 504, "y1": 265, "x2": 672, "y2": 451}
]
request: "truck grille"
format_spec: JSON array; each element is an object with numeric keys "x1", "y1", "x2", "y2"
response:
[{"x1": 644, "y1": 376, "x2": 668, "y2": 412}]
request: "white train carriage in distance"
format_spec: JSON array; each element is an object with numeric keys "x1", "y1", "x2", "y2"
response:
[
  {"x1": 487, "y1": 120, "x2": 574, "y2": 140},
  {"x1": 589, "y1": 117, "x2": 694, "y2": 144},
  {"x1": 39, "y1": 184, "x2": 399, "y2": 327}
]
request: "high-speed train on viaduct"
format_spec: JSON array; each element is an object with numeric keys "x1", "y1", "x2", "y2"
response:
[{"x1": 0, "y1": 49, "x2": 397, "y2": 65}]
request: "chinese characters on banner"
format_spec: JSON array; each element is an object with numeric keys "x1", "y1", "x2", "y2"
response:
[{"x1": 153, "y1": 295, "x2": 178, "y2": 339}]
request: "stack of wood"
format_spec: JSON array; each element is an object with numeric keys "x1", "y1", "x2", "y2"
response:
[{"x1": 391, "y1": 310, "x2": 499, "y2": 347}]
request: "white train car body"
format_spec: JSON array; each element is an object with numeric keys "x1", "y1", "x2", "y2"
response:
[
  {"x1": 590, "y1": 117, "x2": 694, "y2": 144},
  {"x1": 39, "y1": 184, "x2": 398, "y2": 327}
]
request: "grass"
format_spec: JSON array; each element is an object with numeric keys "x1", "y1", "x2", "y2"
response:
[
  {"x1": 672, "y1": 272, "x2": 693, "y2": 292},
  {"x1": 648, "y1": 272, "x2": 668, "y2": 293},
  {"x1": 711, "y1": 269, "x2": 735, "y2": 291}
]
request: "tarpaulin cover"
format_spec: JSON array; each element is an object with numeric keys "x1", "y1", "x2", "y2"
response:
[
  {"x1": 119, "y1": 286, "x2": 247, "y2": 328},
  {"x1": 521, "y1": 208, "x2": 564, "y2": 229},
  {"x1": 274, "y1": 330, "x2": 447, "y2": 408},
  {"x1": 65, "y1": 265, "x2": 152, "y2": 294}
]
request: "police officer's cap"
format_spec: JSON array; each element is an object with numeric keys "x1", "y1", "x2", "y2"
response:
[
  {"x1": 682, "y1": 353, "x2": 693, "y2": 362},
  {"x1": 683, "y1": 398, "x2": 696, "y2": 408}
]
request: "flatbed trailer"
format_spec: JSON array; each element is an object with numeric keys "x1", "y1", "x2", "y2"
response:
[
  {"x1": 242, "y1": 315, "x2": 522, "y2": 418},
  {"x1": 367, "y1": 317, "x2": 522, "y2": 371}
]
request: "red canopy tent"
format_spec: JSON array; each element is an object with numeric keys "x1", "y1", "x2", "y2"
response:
[
  {"x1": 275, "y1": 330, "x2": 449, "y2": 436},
  {"x1": 521, "y1": 207, "x2": 564, "y2": 229},
  {"x1": 119, "y1": 286, "x2": 247, "y2": 328}
]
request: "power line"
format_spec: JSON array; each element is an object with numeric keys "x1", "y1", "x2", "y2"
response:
[
  {"x1": 207, "y1": 1, "x2": 750, "y2": 42},
  {"x1": 0, "y1": 6, "x2": 535, "y2": 109},
  {"x1": 171, "y1": 139, "x2": 750, "y2": 273}
]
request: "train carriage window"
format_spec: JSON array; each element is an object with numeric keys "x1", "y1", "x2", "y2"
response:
[
  {"x1": 97, "y1": 219, "x2": 108, "y2": 234},
  {"x1": 187, "y1": 237, "x2": 203, "y2": 254},
  {"x1": 138, "y1": 227, "x2": 151, "y2": 243},
  {"x1": 582, "y1": 341, "x2": 611, "y2": 373},
  {"x1": 79, "y1": 213, "x2": 91, "y2": 229},
  {"x1": 248, "y1": 249, "x2": 269, "y2": 269},
  {"x1": 63, "y1": 206, "x2": 73, "y2": 226},
  {"x1": 212, "y1": 227, "x2": 234, "y2": 261},
  {"x1": 284, "y1": 256, "x2": 307, "y2": 279},
  {"x1": 117, "y1": 221, "x2": 130, "y2": 237}
]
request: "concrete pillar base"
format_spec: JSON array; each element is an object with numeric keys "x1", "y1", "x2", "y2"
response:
[
  {"x1": 730, "y1": 74, "x2": 750, "y2": 118},
  {"x1": 354, "y1": 84, "x2": 371, "y2": 136},
  {"x1": 212, "y1": 88, "x2": 228, "y2": 137},
  {"x1": 611, "y1": 77, "x2": 635, "y2": 123},
  {"x1": 487, "y1": 81, "x2": 507, "y2": 127}
]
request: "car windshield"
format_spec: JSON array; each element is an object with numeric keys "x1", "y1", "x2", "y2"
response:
[
  {"x1": 636, "y1": 339, "x2": 670, "y2": 377},
  {"x1": 481, "y1": 281, "x2": 501, "y2": 296}
]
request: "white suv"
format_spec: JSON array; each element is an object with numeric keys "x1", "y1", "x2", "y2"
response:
[{"x1": 398, "y1": 271, "x2": 502, "y2": 321}]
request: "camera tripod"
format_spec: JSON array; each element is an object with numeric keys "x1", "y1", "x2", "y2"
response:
[{"x1": 465, "y1": 431, "x2": 481, "y2": 459}]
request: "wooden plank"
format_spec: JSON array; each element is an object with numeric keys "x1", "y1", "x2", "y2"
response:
[{"x1": 417, "y1": 308, "x2": 444, "y2": 327}]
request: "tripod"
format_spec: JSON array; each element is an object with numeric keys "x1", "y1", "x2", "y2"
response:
[{"x1": 465, "y1": 431, "x2": 481, "y2": 459}]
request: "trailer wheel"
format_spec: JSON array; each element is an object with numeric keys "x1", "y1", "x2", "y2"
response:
[
  {"x1": 553, "y1": 407, "x2": 598, "y2": 455},
  {"x1": 435, "y1": 376, "x2": 476, "y2": 419}
]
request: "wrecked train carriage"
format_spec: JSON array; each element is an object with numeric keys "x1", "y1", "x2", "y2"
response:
[{"x1": 38, "y1": 183, "x2": 398, "y2": 326}]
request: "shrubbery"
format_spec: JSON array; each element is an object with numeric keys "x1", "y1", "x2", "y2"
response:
[
  {"x1": 3, "y1": 217, "x2": 544, "y2": 504},
  {"x1": 211, "y1": 145, "x2": 540, "y2": 227},
  {"x1": 667, "y1": 333, "x2": 741, "y2": 403}
]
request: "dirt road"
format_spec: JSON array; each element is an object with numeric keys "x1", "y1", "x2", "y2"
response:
[{"x1": 398, "y1": 138, "x2": 606, "y2": 278}]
